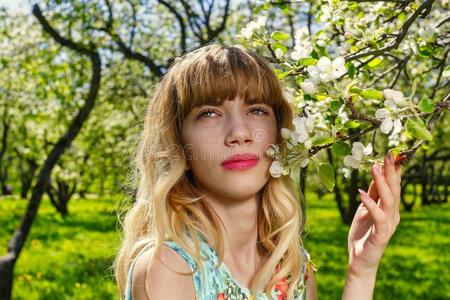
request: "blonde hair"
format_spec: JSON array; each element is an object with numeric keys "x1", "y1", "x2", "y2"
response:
[{"x1": 114, "y1": 43, "x2": 307, "y2": 299}]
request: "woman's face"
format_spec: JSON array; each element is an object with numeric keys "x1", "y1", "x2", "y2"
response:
[{"x1": 181, "y1": 96, "x2": 278, "y2": 202}]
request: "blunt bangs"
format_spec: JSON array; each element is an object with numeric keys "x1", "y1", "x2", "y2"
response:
[{"x1": 170, "y1": 44, "x2": 286, "y2": 125}]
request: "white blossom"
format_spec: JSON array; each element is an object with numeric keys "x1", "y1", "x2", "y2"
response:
[
  {"x1": 307, "y1": 56, "x2": 347, "y2": 83},
  {"x1": 343, "y1": 142, "x2": 373, "y2": 169},
  {"x1": 291, "y1": 41, "x2": 313, "y2": 60},
  {"x1": 301, "y1": 158, "x2": 309, "y2": 168},
  {"x1": 304, "y1": 139, "x2": 312, "y2": 149},
  {"x1": 291, "y1": 26, "x2": 313, "y2": 60},
  {"x1": 337, "y1": 110, "x2": 349, "y2": 123},
  {"x1": 375, "y1": 100, "x2": 402, "y2": 134},
  {"x1": 269, "y1": 160, "x2": 287, "y2": 178},
  {"x1": 280, "y1": 128, "x2": 291, "y2": 140},
  {"x1": 300, "y1": 79, "x2": 317, "y2": 95},
  {"x1": 293, "y1": 115, "x2": 314, "y2": 134},
  {"x1": 275, "y1": 48, "x2": 284, "y2": 59},
  {"x1": 316, "y1": 38, "x2": 327, "y2": 47},
  {"x1": 265, "y1": 144, "x2": 280, "y2": 159},
  {"x1": 320, "y1": 5, "x2": 332, "y2": 23},
  {"x1": 383, "y1": 89, "x2": 404, "y2": 104},
  {"x1": 256, "y1": 16, "x2": 267, "y2": 27},
  {"x1": 295, "y1": 26, "x2": 309, "y2": 41},
  {"x1": 239, "y1": 16, "x2": 267, "y2": 39},
  {"x1": 343, "y1": 167, "x2": 352, "y2": 178}
]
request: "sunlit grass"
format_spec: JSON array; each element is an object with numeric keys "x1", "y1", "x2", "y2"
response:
[
  {"x1": 303, "y1": 192, "x2": 450, "y2": 300},
  {"x1": 0, "y1": 192, "x2": 448, "y2": 299}
]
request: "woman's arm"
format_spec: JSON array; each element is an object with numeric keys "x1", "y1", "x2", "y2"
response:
[
  {"x1": 305, "y1": 265, "x2": 318, "y2": 300},
  {"x1": 342, "y1": 152, "x2": 401, "y2": 300}
]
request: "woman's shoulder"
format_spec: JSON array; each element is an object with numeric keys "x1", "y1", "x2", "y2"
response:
[{"x1": 129, "y1": 244, "x2": 196, "y2": 300}]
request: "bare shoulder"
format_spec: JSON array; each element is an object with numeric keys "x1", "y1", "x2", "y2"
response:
[{"x1": 131, "y1": 244, "x2": 196, "y2": 300}]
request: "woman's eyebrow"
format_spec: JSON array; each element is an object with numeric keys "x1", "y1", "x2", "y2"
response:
[{"x1": 194, "y1": 100, "x2": 267, "y2": 109}]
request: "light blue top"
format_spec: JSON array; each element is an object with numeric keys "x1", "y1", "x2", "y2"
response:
[{"x1": 124, "y1": 235, "x2": 311, "y2": 300}]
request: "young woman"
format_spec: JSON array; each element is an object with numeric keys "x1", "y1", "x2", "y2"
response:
[{"x1": 114, "y1": 43, "x2": 402, "y2": 300}]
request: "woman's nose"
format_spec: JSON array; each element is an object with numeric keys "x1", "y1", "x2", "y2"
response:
[{"x1": 224, "y1": 113, "x2": 253, "y2": 146}]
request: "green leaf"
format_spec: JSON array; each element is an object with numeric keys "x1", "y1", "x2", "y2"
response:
[
  {"x1": 299, "y1": 57, "x2": 317, "y2": 66},
  {"x1": 360, "y1": 88, "x2": 383, "y2": 100},
  {"x1": 315, "y1": 45, "x2": 329, "y2": 57},
  {"x1": 410, "y1": 78, "x2": 419, "y2": 100},
  {"x1": 443, "y1": 65, "x2": 450, "y2": 77},
  {"x1": 389, "y1": 146, "x2": 407, "y2": 157},
  {"x1": 346, "y1": 62, "x2": 356, "y2": 78},
  {"x1": 332, "y1": 141, "x2": 351, "y2": 156},
  {"x1": 417, "y1": 97, "x2": 435, "y2": 113},
  {"x1": 272, "y1": 42, "x2": 288, "y2": 53},
  {"x1": 419, "y1": 43, "x2": 434, "y2": 58},
  {"x1": 289, "y1": 159, "x2": 302, "y2": 183},
  {"x1": 318, "y1": 163, "x2": 335, "y2": 192},
  {"x1": 295, "y1": 75, "x2": 306, "y2": 85},
  {"x1": 344, "y1": 120, "x2": 361, "y2": 128},
  {"x1": 349, "y1": 86, "x2": 363, "y2": 94},
  {"x1": 312, "y1": 136, "x2": 333, "y2": 146},
  {"x1": 405, "y1": 117, "x2": 433, "y2": 141},
  {"x1": 271, "y1": 31, "x2": 290, "y2": 41},
  {"x1": 316, "y1": 93, "x2": 328, "y2": 101},
  {"x1": 368, "y1": 57, "x2": 382, "y2": 68},
  {"x1": 330, "y1": 100, "x2": 343, "y2": 113},
  {"x1": 273, "y1": 68, "x2": 291, "y2": 79}
]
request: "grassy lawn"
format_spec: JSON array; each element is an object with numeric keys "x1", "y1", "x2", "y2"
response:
[
  {"x1": 0, "y1": 195, "x2": 122, "y2": 299},
  {"x1": 304, "y1": 192, "x2": 450, "y2": 300},
  {"x1": 0, "y1": 193, "x2": 448, "y2": 299}
]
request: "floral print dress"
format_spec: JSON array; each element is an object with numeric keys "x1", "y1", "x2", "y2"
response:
[{"x1": 124, "y1": 236, "x2": 313, "y2": 300}]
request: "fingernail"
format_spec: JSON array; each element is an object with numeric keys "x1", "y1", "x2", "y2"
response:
[
  {"x1": 389, "y1": 152, "x2": 395, "y2": 164},
  {"x1": 358, "y1": 188, "x2": 367, "y2": 196},
  {"x1": 374, "y1": 162, "x2": 382, "y2": 174}
]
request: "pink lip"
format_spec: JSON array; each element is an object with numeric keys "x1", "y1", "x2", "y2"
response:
[{"x1": 221, "y1": 154, "x2": 260, "y2": 170}]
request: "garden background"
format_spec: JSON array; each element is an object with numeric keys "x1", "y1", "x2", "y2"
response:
[{"x1": 0, "y1": 0, "x2": 449, "y2": 299}]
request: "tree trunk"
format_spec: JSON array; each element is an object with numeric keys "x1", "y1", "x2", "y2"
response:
[
  {"x1": 0, "y1": 6, "x2": 101, "y2": 298},
  {"x1": 0, "y1": 119, "x2": 10, "y2": 195},
  {"x1": 19, "y1": 159, "x2": 38, "y2": 199},
  {"x1": 0, "y1": 253, "x2": 15, "y2": 300}
]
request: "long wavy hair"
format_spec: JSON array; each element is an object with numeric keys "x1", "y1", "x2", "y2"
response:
[{"x1": 114, "y1": 43, "x2": 307, "y2": 299}]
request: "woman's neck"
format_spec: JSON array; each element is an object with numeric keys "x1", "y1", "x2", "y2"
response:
[{"x1": 202, "y1": 192, "x2": 268, "y2": 284}]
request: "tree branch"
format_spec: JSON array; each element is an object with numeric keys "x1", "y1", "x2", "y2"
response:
[{"x1": 345, "y1": 0, "x2": 435, "y2": 62}]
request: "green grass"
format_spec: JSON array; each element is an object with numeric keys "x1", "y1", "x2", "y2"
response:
[
  {"x1": 0, "y1": 195, "x2": 122, "y2": 300},
  {"x1": 0, "y1": 193, "x2": 449, "y2": 299},
  {"x1": 303, "y1": 192, "x2": 450, "y2": 300}
]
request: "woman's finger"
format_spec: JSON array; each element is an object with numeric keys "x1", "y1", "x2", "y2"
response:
[
  {"x1": 358, "y1": 189, "x2": 387, "y2": 230},
  {"x1": 367, "y1": 180, "x2": 379, "y2": 204},
  {"x1": 395, "y1": 161, "x2": 402, "y2": 185},
  {"x1": 371, "y1": 162, "x2": 395, "y2": 212},
  {"x1": 384, "y1": 152, "x2": 400, "y2": 197}
]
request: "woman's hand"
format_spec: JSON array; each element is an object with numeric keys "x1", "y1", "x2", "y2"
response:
[{"x1": 347, "y1": 151, "x2": 402, "y2": 278}]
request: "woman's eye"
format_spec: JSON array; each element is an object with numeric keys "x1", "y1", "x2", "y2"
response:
[
  {"x1": 196, "y1": 106, "x2": 269, "y2": 119},
  {"x1": 197, "y1": 109, "x2": 218, "y2": 119},
  {"x1": 249, "y1": 106, "x2": 269, "y2": 115}
]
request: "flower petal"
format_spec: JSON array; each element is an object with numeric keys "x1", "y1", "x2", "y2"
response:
[
  {"x1": 392, "y1": 118, "x2": 402, "y2": 135},
  {"x1": 269, "y1": 161, "x2": 284, "y2": 178},
  {"x1": 351, "y1": 142, "x2": 365, "y2": 160},
  {"x1": 300, "y1": 79, "x2": 317, "y2": 95},
  {"x1": 364, "y1": 143, "x2": 373, "y2": 155},
  {"x1": 317, "y1": 57, "x2": 332, "y2": 72},
  {"x1": 344, "y1": 155, "x2": 361, "y2": 169},
  {"x1": 375, "y1": 108, "x2": 390, "y2": 120},
  {"x1": 380, "y1": 118, "x2": 393, "y2": 134}
]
